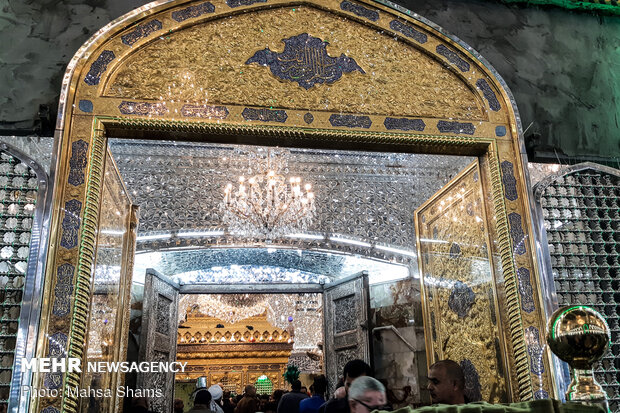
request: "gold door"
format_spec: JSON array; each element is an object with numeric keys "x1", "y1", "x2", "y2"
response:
[
  {"x1": 80, "y1": 151, "x2": 138, "y2": 413},
  {"x1": 415, "y1": 160, "x2": 509, "y2": 403}
]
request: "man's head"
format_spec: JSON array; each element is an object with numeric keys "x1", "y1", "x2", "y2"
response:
[
  {"x1": 244, "y1": 384, "x2": 256, "y2": 397},
  {"x1": 347, "y1": 376, "x2": 387, "y2": 413},
  {"x1": 342, "y1": 359, "x2": 372, "y2": 394},
  {"x1": 195, "y1": 389, "x2": 213, "y2": 406},
  {"x1": 291, "y1": 380, "x2": 302, "y2": 392},
  {"x1": 131, "y1": 397, "x2": 149, "y2": 410},
  {"x1": 173, "y1": 398, "x2": 184, "y2": 413},
  {"x1": 209, "y1": 384, "x2": 223, "y2": 402},
  {"x1": 427, "y1": 360, "x2": 466, "y2": 405},
  {"x1": 312, "y1": 375, "x2": 327, "y2": 397}
]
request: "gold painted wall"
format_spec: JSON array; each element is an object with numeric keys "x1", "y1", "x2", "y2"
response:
[{"x1": 105, "y1": 6, "x2": 483, "y2": 120}]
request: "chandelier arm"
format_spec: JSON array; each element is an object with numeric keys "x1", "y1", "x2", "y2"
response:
[
  {"x1": 227, "y1": 205, "x2": 256, "y2": 221},
  {"x1": 249, "y1": 195, "x2": 272, "y2": 230}
]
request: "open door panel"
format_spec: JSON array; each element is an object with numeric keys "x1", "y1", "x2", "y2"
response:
[
  {"x1": 323, "y1": 271, "x2": 371, "y2": 396},
  {"x1": 79, "y1": 150, "x2": 138, "y2": 413},
  {"x1": 138, "y1": 268, "x2": 180, "y2": 413},
  {"x1": 415, "y1": 160, "x2": 509, "y2": 403}
]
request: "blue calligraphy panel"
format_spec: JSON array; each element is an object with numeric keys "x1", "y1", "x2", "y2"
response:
[{"x1": 246, "y1": 33, "x2": 365, "y2": 90}]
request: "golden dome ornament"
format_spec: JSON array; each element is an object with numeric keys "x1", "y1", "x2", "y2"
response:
[{"x1": 546, "y1": 305, "x2": 610, "y2": 407}]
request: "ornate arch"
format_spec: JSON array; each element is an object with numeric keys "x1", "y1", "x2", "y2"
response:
[{"x1": 38, "y1": 0, "x2": 555, "y2": 411}]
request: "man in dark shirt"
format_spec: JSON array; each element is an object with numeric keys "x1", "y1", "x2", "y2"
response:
[
  {"x1": 320, "y1": 359, "x2": 372, "y2": 413},
  {"x1": 188, "y1": 390, "x2": 216, "y2": 413},
  {"x1": 235, "y1": 385, "x2": 260, "y2": 413},
  {"x1": 300, "y1": 375, "x2": 327, "y2": 413},
  {"x1": 277, "y1": 380, "x2": 310, "y2": 413}
]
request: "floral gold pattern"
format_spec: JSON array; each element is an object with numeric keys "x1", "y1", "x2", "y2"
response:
[{"x1": 105, "y1": 7, "x2": 481, "y2": 120}]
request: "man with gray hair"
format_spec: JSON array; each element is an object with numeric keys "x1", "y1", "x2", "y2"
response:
[{"x1": 347, "y1": 376, "x2": 388, "y2": 413}]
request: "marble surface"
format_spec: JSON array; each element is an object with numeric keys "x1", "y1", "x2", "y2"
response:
[{"x1": 371, "y1": 278, "x2": 425, "y2": 407}]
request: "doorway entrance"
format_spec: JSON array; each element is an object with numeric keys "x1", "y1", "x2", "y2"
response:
[
  {"x1": 77, "y1": 137, "x2": 486, "y2": 412},
  {"x1": 135, "y1": 269, "x2": 372, "y2": 412}
]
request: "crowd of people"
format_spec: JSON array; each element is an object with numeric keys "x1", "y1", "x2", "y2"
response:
[{"x1": 130, "y1": 359, "x2": 467, "y2": 413}]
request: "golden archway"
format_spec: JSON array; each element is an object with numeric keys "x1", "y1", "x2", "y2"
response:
[{"x1": 38, "y1": 0, "x2": 555, "y2": 411}]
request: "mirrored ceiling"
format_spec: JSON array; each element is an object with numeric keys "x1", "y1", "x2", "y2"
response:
[{"x1": 108, "y1": 139, "x2": 475, "y2": 284}]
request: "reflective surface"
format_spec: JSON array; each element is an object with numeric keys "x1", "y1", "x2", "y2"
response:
[
  {"x1": 109, "y1": 139, "x2": 474, "y2": 250},
  {"x1": 535, "y1": 164, "x2": 620, "y2": 409},
  {"x1": 547, "y1": 305, "x2": 610, "y2": 402},
  {"x1": 80, "y1": 153, "x2": 134, "y2": 413},
  {"x1": 179, "y1": 292, "x2": 322, "y2": 353},
  {"x1": 0, "y1": 145, "x2": 48, "y2": 413},
  {"x1": 133, "y1": 248, "x2": 409, "y2": 286},
  {"x1": 108, "y1": 139, "x2": 477, "y2": 406}
]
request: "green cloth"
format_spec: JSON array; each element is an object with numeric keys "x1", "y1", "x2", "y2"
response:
[{"x1": 375, "y1": 400, "x2": 606, "y2": 413}]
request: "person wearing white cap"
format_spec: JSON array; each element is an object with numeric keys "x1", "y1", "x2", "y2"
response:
[{"x1": 208, "y1": 384, "x2": 225, "y2": 413}]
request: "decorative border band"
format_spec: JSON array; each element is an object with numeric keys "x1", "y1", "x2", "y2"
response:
[
  {"x1": 389, "y1": 20, "x2": 427, "y2": 44},
  {"x1": 340, "y1": 0, "x2": 379, "y2": 21},
  {"x1": 172, "y1": 2, "x2": 215, "y2": 21},
  {"x1": 84, "y1": 51, "x2": 115, "y2": 86},
  {"x1": 121, "y1": 20, "x2": 162, "y2": 46}
]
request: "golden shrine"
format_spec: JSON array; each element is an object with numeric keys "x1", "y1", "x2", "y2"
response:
[{"x1": 176, "y1": 313, "x2": 294, "y2": 392}]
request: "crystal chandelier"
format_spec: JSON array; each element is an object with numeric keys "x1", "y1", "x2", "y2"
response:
[{"x1": 222, "y1": 148, "x2": 315, "y2": 238}]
